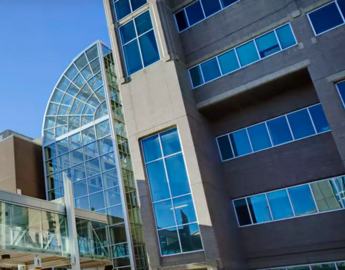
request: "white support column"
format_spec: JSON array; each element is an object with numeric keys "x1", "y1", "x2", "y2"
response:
[{"x1": 64, "y1": 177, "x2": 81, "y2": 270}]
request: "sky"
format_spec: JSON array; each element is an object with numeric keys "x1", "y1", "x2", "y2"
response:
[{"x1": 0, "y1": 0, "x2": 111, "y2": 139}]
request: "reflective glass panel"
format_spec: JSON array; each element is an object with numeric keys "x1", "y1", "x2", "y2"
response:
[
  {"x1": 59, "y1": 153, "x2": 70, "y2": 170},
  {"x1": 153, "y1": 200, "x2": 175, "y2": 229},
  {"x1": 56, "y1": 138, "x2": 69, "y2": 155},
  {"x1": 247, "y1": 194, "x2": 272, "y2": 223},
  {"x1": 310, "y1": 180, "x2": 343, "y2": 212},
  {"x1": 82, "y1": 127, "x2": 96, "y2": 145},
  {"x1": 74, "y1": 180, "x2": 88, "y2": 198},
  {"x1": 185, "y1": 1, "x2": 204, "y2": 26},
  {"x1": 236, "y1": 41, "x2": 260, "y2": 66},
  {"x1": 85, "y1": 44, "x2": 98, "y2": 61},
  {"x1": 70, "y1": 148, "x2": 84, "y2": 166},
  {"x1": 255, "y1": 31, "x2": 280, "y2": 58},
  {"x1": 105, "y1": 187, "x2": 121, "y2": 207},
  {"x1": 88, "y1": 175, "x2": 103, "y2": 194},
  {"x1": 288, "y1": 185, "x2": 317, "y2": 216},
  {"x1": 120, "y1": 21, "x2": 136, "y2": 44},
  {"x1": 337, "y1": 262, "x2": 345, "y2": 270},
  {"x1": 115, "y1": 0, "x2": 131, "y2": 21},
  {"x1": 98, "y1": 136, "x2": 114, "y2": 155},
  {"x1": 217, "y1": 135, "x2": 233, "y2": 160},
  {"x1": 90, "y1": 192, "x2": 105, "y2": 211},
  {"x1": 267, "y1": 116, "x2": 293, "y2": 145},
  {"x1": 218, "y1": 50, "x2": 240, "y2": 75},
  {"x1": 309, "y1": 3, "x2": 343, "y2": 35},
  {"x1": 107, "y1": 205, "x2": 124, "y2": 225},
  {"x1": 142, "y1": 135, "x2": 161, "y2": 162},
  {"x1": 339, "y1": 0, "x2": 345, "y2": 15},
  {"x1": 45, "y1": 144, "x2": 56, "y2": 160},
  {"x1": 201, "y1": 58, "x2": 221, "y2": 83},
  {"x1": 309, "y1": 104, "x2": 330, "y2": 133},
  {"x1": 123, "y1": 40, "x2": 143, "y2": 75},
  {"x1": 96, "y1": 120, "x2": 111, "y2": 138},
  {"x1": 334, "y1": 176, "x2": 345, "y2": 205},
  {"x1": 175, "y1": 10, "x2": 188, "y2": 32},
  {"x1": 47, "y1": 173, "x2": 60, "y2": 190},
  {"x1": 75, "y1": 196, "x2": 90, "y2": 210},
  {"x1": 84, "y1": 142, "x2": 99, "y2": 161},
  {"x1": 146, "y1": 160, "x2": 170, "y2": 202},
  {"x1": 311, "y1": 263, "x2": 336, "y2": 270},
  {"x1": 109, "y1": 224, "x2": 127, "y2": 244},
  {"x1": 85, "y1": 158, "x2": 101, "y2": 177},
  {"x1": 276, "y1": 24, "x2": 296, "y2": 49},
  {"x1": 190, "y1": 66, "x2": 204, "y2": 88},
  {"x1": 103, "y1": 170, "x2": 119, "y2": 189},
  {"x1": 173, "y1": 195, "x2": 197, "y2": 225},
  {"x1": 131, "y1": 0, "x2": 147, "y2": 10},
  {"x1": 247, "y1": 123, "x2": 272, "y2": 151},
  {"x1": 234, "y1": 198, "x2": 251, "y2": 226},
  {"x1": 160, "y1": 127, "x2": 181, "y2": 156},
  {"x1": 229, "y1": 129, "x2": 252, "y2": 157},
  {"x1": 201, "y1": 0, "x2": 221, "y2": 17},
  {"x1": 287, "y1": 266, "x2": 310, "y2": 270},
  {"x1": 139, "y1": 31, "x2": 160, "y2": 67},
  {"x1": 158, "y1": 228, "x2": 180, "y2": 255},
  {"x1": 65, "y1": 65, "x2": 78, "y2": 79},
  {"x1": 267, "y1": 189, "x2": 294, "y2": 220},
  {"x1": 178, "y1": 223, "x2": 203, "y2": 252},
  {"x1": 222, "y1": 0, "x2": 238, "y2": 7},
  {"x1": 337, "y1": 81, "x2": 345, "y2": 105},
  {"x1": 287, "y1": 109, "x2": 315, "y2": 139},
  {"x1": 135, "y1": 11, "x2": 152, "y2": 35},
  {"x1": 100, "y1": 152, "x2": 116, "y2": 172},
  {"x1": 71, "y1": 164, "x2": 86, "y2": 182},
  {"x1": 165, "y1": 154, "x2": 190, "y2": 197}
]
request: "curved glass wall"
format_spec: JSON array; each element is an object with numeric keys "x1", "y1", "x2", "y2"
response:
[{"x1": 42, "y1": 41, "x2": 148, "y2": 270}]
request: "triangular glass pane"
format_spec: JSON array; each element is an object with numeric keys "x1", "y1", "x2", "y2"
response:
[
  {"x1": 95, "y1": 87, "x2": 106, "y2": 102},
  {"x1": 102, "y1": 44, "x2": 111, "y2": 56},
  {"x1": 47, "y1": 103, "x2": 59, "y2": 115},
  {"x1": 51, "y1": 89, "x2": 64, "y2": 103},
  {"x1": 71, "y1": 99, "x2": 85, "y2": 115},
  {"x1": 58, "y1": 105, "x2": 71, "y2": 115},
  {"x1": 90, "y1": 58, "x2": 101, "y2": 74},
  {"x1": 82, "y1": 116, "x2": 93, "y2": 126},
  {"x1": 61, "y1": 94, "x2": 73, "y2": 106},
  {"x1": 56, "y1": 126, "x2": 67, "y2": 137},
  {"x1": 83, "y1": 104, "x2": 96, "y2": 115},
  {"x1": 88, "y1": 73, "x2": 103, "y2": 90},
  {"x1": 67, "y1": 83, "x2": 80, "y2": 96},
  {"x1": 56, "y1": 116, "x2": 68, "y2": 126},
  {"x1": 45, "y1": 116, "x2": 56, "y2": 129},
  {"x1": 65, "y1": 64, "x2": 78, "y2": 80},
  {"x1": 77, "y1": 84, "x2": 93, "y2": 101},
  {"x1": 57, "y1": 76, "x2": 70, "y2": 91},
  {"x1": 95, "y1": 102, "x2": 108, "y2": 119},
  {"x1": 69, "y1": 116, "x2": 81, "y2": 131},
  {"x1": 87, "y1": 94, "x2": 100, "y2": 107},
  {"x1": 81, "y1": 65, "x2": 93, "y2": 80},
  {"x1": 75, "y1": 53, "x2": 88, "y2": 70},
  {"x1": 86, "y1": 45, "x2": 98, "y2": 62},
  {"x1": 73, "y1": 74, "x2": 86, "y2": 88}
]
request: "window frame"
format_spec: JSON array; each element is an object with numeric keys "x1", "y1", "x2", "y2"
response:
[
  {"x1": 188, "y1": 23, "x2": 297, "y2": 89},
  {"x1": 232, "y1": 175, "x2": 345, "y2": 228},
  {"x1": 307, "y1": 0, "x2": 345, "y2": 36},
  {"x1": 113, "y1": 0, "x2": 148, "y2": 22},
  {"x1": 118, "y1": 9, "x2": 160, "y2": 76},
  {"x1": 174, "y1": 0, "x2": 241, "y2": 33},
  {"x1": 216, "y1": 104, "x2": 330, "y2": 162}
]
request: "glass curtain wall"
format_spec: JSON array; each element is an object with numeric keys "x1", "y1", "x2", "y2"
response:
[{"x1": 42, "y1": 41, "x2": 147, "y2": 270}]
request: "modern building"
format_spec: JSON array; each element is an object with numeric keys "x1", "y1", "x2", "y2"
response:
[{"x1": 102, "y1": 0, "x2": 345, "y2": 270}]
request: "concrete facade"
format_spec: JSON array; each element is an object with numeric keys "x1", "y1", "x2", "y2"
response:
[
  {"x1": 0, "y1": 130, "x2": 45, "y2": 199},
  {"x1": 104, "y1": 0, "x2": 345, "y2": 269}
]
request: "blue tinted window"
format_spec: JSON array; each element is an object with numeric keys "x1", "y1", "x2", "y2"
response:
[
  {"x1": 309, "y1": 3, "x2": 344, "y2": 35},
  {"x1": 201, "y1": 58, "x2": 221, "y2": 83},
  {"x1": 115, "y1": 0, "x2": 131, "y2": 21},
  {"x1": 217, "y1": 135, "x2": 233, "y2": 160},
  {"x1": 74, "y1": 180, "x2": 87, "y2": 198},
  {"x1": 139, "y1": 31, "x2": 160, "y2": 67},
  {"x1": 131, "y1": 0, "x2": 147, "y2": 11},
  {"x1": 135, "y1": 11, "x2": 152, "y2": 35},
  {"x1": 175, "y1": 10, "x2": 188, "y2": 32},
  {"x1": 88, "y1": 175, "x2": 103, "y2": 194},
  {"x1": 267, "y1": 190, "x2": 294, "y2": 220},
  {"x1": 185, "y1": 1, "x2": 204, "y2": 26},
  {"x1": 287, "y1": 109, "x2": 315, "y2": 139},
  {"x1": 123, "y1": 40, "x2": 143, "y2": 75},
  {"x1": 120, "y1": 21, "x2": 136, "y2": 44},
  {"x1": 160, "y1": 128, "x2": 181, "y2": 156},
  {"x1": 190, "y1": 66, "x2": 204, "y2": 88},
  {"x1": 267, "y1": 116, "x2": 293, "y2": 146},
  {"x1": 146, "y1": 160, "x2": 170, "y2": 202},
  {"x1": 154, "y1": 200, "x2": 176, "y2": 229},
  {"x1": 255, "y1": 31, "x2": 280, "y2": 58},
  {"x1": 247, "y1": 195, "x2": 272, "y2": 224},
  {"x1": 288, "y1": 185, "x2": 317, "y2": 216},
  {"x1": 337, "y1": 81, "x2": 345, "y2": 105},
  {"x1": 339, "y1": 0, "x2": 345, "y2": 15},
  {"x1": 309, "y1": 104, "x2": 330, "y2": 133},
  {"x1": 75, "y1": 196, "x2": 90, "y2": 210},
  {"x1": 105, "y1": 187, "x2": 121, "y2": 207},
  {"x1": 221, "y1": 0, "x2": 238, "y2": 7},
  {"x1": 142, "y1": 135, "x2": 161, "y2": 163},
  {"x1": 178, "y1": 223, "x2": 203, "y2": 252},
  {"x1": 229, "y1": 129, "x2": 252, "y2": 157},
  {"x1": 218, "y1": 50, "x2": 240, "y2": 75},
  {"x1": 234, "y1": 199, "x2": 251, "y2": 226},
  {"x1": 201, "y1": 0, "x2": 221, "y2": 17},
  {"x1": 247, "y1": 123, "x2": 272, "y2": 151},
  {"x1": 236, "y1": 41, "x2": 260, "y2": 66},
  {"x1": 165, "y1": 154, "x2": 190, "y2": 197},
  {"x1": 173, "y1": 195, "x2": 197, "y2": 225},
  {"x1": 276, "y1": 24, "x2": 296, "y2": 49},
  {"x1": 90, "y1": 192, "x2": 105, "y2": 211},
  {"x1": 158, "y1": 228, "x2": 180, "y2": 255}
]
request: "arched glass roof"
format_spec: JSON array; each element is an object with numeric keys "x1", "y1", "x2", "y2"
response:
[{"x1": 43, "y1": 41, "x2": 112, "y2": 143}]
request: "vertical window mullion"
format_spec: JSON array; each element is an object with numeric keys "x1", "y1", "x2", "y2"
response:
[
  {"x1": 215, "y1": 56, "x2": 223, "y2": 76},
  {"x1": 308, "y1": 183, "x2": 320, "y2": 213},
  {"x1": 184, "y1": 8, "x2": 190, "y2": 27},
  {"x1": 307, "y1": 107, "x2": 318, "y2": 134},
  {"x1": 245, "y1": 197, "x2": 254, "y2": 224},
  {"x1": 128, "y1": 0, "x2": 133, "y2": 13},
  {"x1": 285, "y1": 115, "x2": 295, "y2": 140},
  {"x1": 245, "y1": 129, "x2": 254, "y2": 153},
  {"x1": 332, "y1": 178, "x2": 345, "y2": 208},
  {"x1": 335, "y1": 0, "x2": 345, "y2": 23},
  {"x1": 132, "y1": 19, "x2": 145, "y2": 69},
  {"x1": 274, "y1": 29, "x2": 283, "y2": 50},
  {"x1": 233, "y1": 48, "x2": 242, "y2": 68},
  {"x1": 199, "y1": 65, "x2": 206, "y2": 86},
  {"x1": 265, "y1": 122, "x2": 274, "y2": 147},
  {"x1": 253, "y1": 39, "x2": 262, "y2": 60},
  {"x1": 199, "y1": 0, "x2": 207, "y2": 18},
  {"x1": 227, "y1": 134, "x2": 235, "y2": 158},
  {"x1": 264, "y1": 193, "x2": 274, "y2": 220},
  {"x1": 217, "y1": 0, "x2": 224, "y2": 10},
  {"x1": 286, "y1": 188, "x2": 297, "y2": 217}
]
